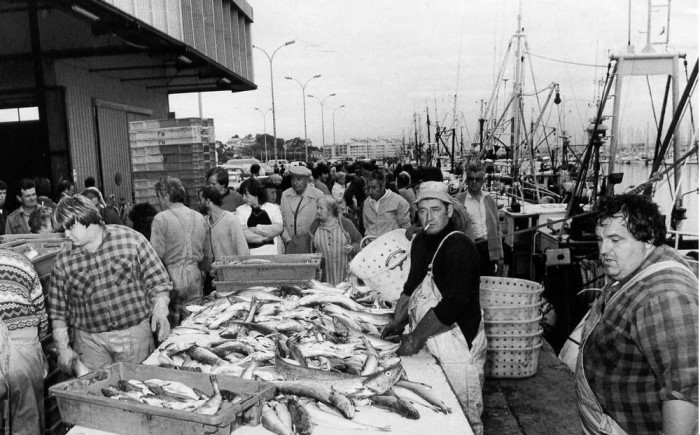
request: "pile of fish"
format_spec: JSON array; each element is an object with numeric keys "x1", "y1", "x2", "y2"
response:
[
  {"x1": 99, "y1": 375, "x2": 239, "y2": 415},
  {"x1": 143, "y1": 279, "x2": 452, "y2": 433}
]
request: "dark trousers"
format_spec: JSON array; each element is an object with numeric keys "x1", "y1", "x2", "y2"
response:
[{"x1": 475, "y1": 239, "x2": 494, "y2": 277}]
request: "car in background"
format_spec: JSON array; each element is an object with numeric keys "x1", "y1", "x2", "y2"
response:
[
  {"x1": 222, "y1": 158, "x2": 265, "y2": 189},
  {"x1": 266, "y1": 159, "x2": 289, "y2": 172},
  {"x1": 288, "y1": 161, "x2": 306, "y2": 167}
]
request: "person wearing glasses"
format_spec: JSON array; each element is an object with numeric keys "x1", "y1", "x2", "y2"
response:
[{"x1": 455, "y1": 162, "x2": 504, "y2": 276}]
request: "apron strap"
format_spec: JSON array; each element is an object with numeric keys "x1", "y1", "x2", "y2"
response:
[{"x1": 427, "y1": 231, "x2": 464, "y2": 273}]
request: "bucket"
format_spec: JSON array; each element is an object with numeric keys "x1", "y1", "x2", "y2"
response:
[
  {"x1": 480, "y1": 276, "x2": 544, "y2": 307},
  {"x1": 349, "y1": 229, "x2": 412, "y2": 302}
]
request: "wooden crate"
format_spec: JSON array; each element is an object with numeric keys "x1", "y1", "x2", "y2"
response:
[{"x1": 213, "y1": 253, "x2": 322, "y2": 282}]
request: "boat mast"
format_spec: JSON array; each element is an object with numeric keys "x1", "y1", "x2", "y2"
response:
[{"x1": 511, "y1": 1, "x2": 525, "y2": 201}]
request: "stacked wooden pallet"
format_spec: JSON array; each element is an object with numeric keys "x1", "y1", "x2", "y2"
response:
[{"x1": 129, "y1": 118, "x2": 216, "y2": 206}]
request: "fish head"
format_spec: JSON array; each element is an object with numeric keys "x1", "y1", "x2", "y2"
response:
[{"x1": 362, "y1": 363, "x2": 404, "y2": 395}]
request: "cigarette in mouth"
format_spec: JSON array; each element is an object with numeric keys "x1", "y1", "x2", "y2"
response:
[{"x1": 424, "y1": 224, "x2": 431, "y2": 231}]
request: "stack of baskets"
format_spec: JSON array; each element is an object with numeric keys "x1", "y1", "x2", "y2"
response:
[{"x1": 480, "y1": 276, "x2": 544, "y2": 378}]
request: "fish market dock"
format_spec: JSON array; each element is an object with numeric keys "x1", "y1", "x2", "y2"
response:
[{"x1": 482, "y1": 341, "x2": 580, "y2": 434}]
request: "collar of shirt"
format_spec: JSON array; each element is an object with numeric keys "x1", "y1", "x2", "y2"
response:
[{"x1": 368, "y1": 189, "x2": 390, "y2": 209}]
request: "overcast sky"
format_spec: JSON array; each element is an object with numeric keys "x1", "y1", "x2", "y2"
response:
[{"x1": 170, "y1": 0, "x2": 698, "y2": 152}]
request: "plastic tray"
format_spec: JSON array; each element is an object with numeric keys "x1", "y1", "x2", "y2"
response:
[
  {"x1": 484, "y1": 315, "x2": 543, "y2": 335},
  {"x1": 212, "y1": 253, "x2": 321, "y2": 282},
  {"x1": 486, "y1": 329, "x2": 543, "y2": 349},
  {"x1": 480, "y1": 276, "x2": 544, "y2": 307},
  {"x1": 485, "y1": 342, "x2": 543, "y2": 379},
  {"x1": 49, "y1": 362, "x2": 274, "y2": 435},
  {"x1": 482, "y1": 302, "x2": 542, "y2": 322}
]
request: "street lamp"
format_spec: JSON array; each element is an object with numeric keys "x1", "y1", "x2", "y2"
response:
[
  {"x1": 285, "y1": 74, "x2": 321, "y2": 162},
  {"x1": 253, "y1": 40, "x2": 295, "y2": 163},
  {"x1": 308, "y1": 93, "x2": 336, "y2": 159},
  {"x1": 254, "y1": 107, "x2": 271, "y2": 161},
  {"x1": 332, "y1": 105, "x2": 346, "y2": 155}
]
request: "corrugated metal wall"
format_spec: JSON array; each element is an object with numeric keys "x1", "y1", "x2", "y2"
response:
[
  {"x1": 101, "y1": 0, "x2": 254, "y2": 81},
  {"x1": 54, "y1": 59, "x2": 168, "y2": 201}
]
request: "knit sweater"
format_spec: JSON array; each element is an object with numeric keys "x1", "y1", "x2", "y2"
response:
[{"x1": 0, "y1": 248, "x2": 49, "y2": 339}]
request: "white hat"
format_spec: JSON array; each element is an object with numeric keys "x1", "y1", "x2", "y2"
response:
[
  {"x1": 415, "y1": 181, "x2": 452, "y2": 204},
  {"x1": 289, "y1": 165, "x2": 312, "y2": 177}
]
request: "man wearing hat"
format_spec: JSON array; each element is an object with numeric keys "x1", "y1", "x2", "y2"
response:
[
  {"x1": 381, "y1": 181, "x2": 487, "y2": 435},
  {"x1": 280, "y1": 165, "x2": 324, "y2": 253}
]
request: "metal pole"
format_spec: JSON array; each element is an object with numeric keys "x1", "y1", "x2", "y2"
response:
[
  {"x1": 254, "y1": 41, "x2": 295, "y2": 164},
  {"x1": 332, "y1": 105, "x2": 345, "y2": 155},
  {"x1": 286, "y1": 75, "x2": 320, "y2": 162},
  {"x1": 308, "y1": 93, "x2": 335, "y2": 159}
]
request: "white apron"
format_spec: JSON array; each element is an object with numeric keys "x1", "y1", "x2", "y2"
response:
[
  {"x1": 575, "y1": 260, "x2": 694, "y2": 435},
  {"x1": 408, "y1": 231, "x2": 488, "y2": 435}
]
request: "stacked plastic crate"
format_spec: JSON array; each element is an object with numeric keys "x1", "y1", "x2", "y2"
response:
[
  {"x1": 479, "y1": 276, "x2": 544, "y2": 378},
  {"x1": 130, "y1": 118, "x2": 216, "y2": 206}
]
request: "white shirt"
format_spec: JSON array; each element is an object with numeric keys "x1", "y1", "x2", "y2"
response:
[
  {"x1": 464, "y1": 191, "x2": 487, "y2": 239},
  {"x1": 367, "y1": 189, "x2": 390, "y2": 213}
]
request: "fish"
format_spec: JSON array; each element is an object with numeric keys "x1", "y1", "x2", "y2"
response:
[
  {"x1": 273, "y1": 382, "x2": 354, "y2": 419},
  {"x1": 287, "y1": 397, "x2": 313, "y2": 435},
  {"x1": 391, "y1": 385, "x2": 445, "y2": 413},
  {"x1": 274, "y1": 401, "x2": 294, "y2": 433},
  {"x1": 219, "y1": 323, "x2": 243, "y2": 339},
  {"x1": 243, "y1": 296, "x2": 260, "y2": 323},
  {"x1": 360, "y1": 354, "x2": 378, "y2": 376},
  {"x1": 187, "y1": 346, "x2": 227, "y2": 366},
  {"x1": 261, "y1": 403, "x2": 294, "y2": 435},
  {"x1": 307, "y1": 280, "x2": 347, "y2": 294},
  {"x1": 207, "y1": 302, "x2": 249, "y2": 330},
  {"x1": 195, "y1": 375, "x2": 222, "y2": 415},
  {"x1": 304, "y1": 400, "x2": 391, "y2": 431},
  {"x1": 228, "y1": 289, "x2": 282, "y2": 303},
  {"x1": 241, "y1": 359, "x2": 258, "y2": 380},
  {"x1": 143, "y1": 379, "x2": 199, "y2": 401},
  {"x1": 220, "y1": 390, "x2": 242, "y2": 403},
  {"x1": 210, "y1": 341, "x2": 255, "y2": 358},
  {"x1": 371, "y1": 394, "x2": 421, "y2": 419},
  {"x1": 395, "y1": 380, "x2": 452, "y2": 414},
  {"x1": 275, "y1": 355, "x2": 403, "y2": 398},
  {"x1": 323, "y1": 304, "x2": 393, "y2": 327},
  {"x1": 101, "y1": 386, "x2": 143, "y2": 403},
  {"x1": 287, "y1": 339, "x2": 308, "y2": 367}
]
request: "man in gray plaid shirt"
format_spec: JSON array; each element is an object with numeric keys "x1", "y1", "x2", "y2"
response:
[
  {"x1": 48, "y1": 195, "x2": 172, "y2": 373},
  {"x1": 576, "y1": 194, "x2": 698, "y2": 435}
]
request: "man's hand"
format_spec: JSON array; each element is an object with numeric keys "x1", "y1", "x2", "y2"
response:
[
  {"x1": 495, "y1": 259, "x2": 505, "y2": 276},
  {"x1": 151, "y1": 294, "x2": 170, "y2": 342},
  {"x1": 380, "y1": 320, "x2": 404, "y2": 339},
  {"x1": 396, "y1": 332, "x2": 425, "y2": 356},
  {"x1": 52, "y1": 323, "x2": 79, "y2": 375}
]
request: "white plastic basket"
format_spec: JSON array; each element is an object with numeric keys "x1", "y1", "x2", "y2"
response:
[
  {"x1": 349, "y1": 229, "x2": 412, "y2": 302},
  {"x1": 484, "y1": 342, "x2": 543, "y2": 378},
  {"x1": 480, "y1": 276, "x2": 544, "y2": 307},
  {"x1": 483, "y1": 302, "x2": 542, "y2": 322},
  {"x1": 486, "y1": 329, "x2": 543, "y2": 349},
  {"x1": 484, "y1": 315, "x2": 542, "y2": 335}
]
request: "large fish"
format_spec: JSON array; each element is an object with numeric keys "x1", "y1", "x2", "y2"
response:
[
  {"x1": 323, "y1": 304, "x2": 393, "y2": 327},
  {"x1": 272, "y1": 382, "x2": 354, "y2": 419},
  {"x1": 371, "y1": 394, "x2": 421, "y2": 419},
  {"x1": 275, "y1": 355, "x2": 403, "y2": 398},
  {"x1": 287, "y1": 398, "x2": 313, "y2": 435},
  {"x1": 143, "y1": 379, "x2": 200, "y2": 402},
  {"x1": 332, "y1": 316, "x2": 400, "y2": 353},
  {"x1": 187, "y1": 346, "x2": 227, "y2": 367},
  {"x1": 261, "y1": 403, "x2": 294, "y2": 435},
  {"x1": 395, "y1": 380, "x2": 451, "y2": 414},
  {"x1": 303, "y1": 400, "x2": 391, "y2": 431},
  {"x1": 195, "y1": 375, "x2": 222, "y2": 415}
]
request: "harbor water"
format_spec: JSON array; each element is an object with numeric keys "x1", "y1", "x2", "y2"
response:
[{"x1": 616, "y1": 161, "x2": 698, "y2": 234}]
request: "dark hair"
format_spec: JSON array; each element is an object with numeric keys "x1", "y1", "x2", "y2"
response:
[
  {"x1": 84, "y1": 176, "x2": 96, "y2": 188},
  {"x1": 397, "y1": 172, "x2": 411, "y2": 189},
  {"x1": 128, "y1": 202, "x2": 158, "y2": 240},
  {"x1": 467, "y1": 161, "x2": 486, "y2": 174},
  {"x1": 34, "y1": 177, "x2": 52, "y2": 197},
  {"x1": 367, "y1": 170, "x2": 385, "y2": 185},
  {"x1": 240, "y1": 178, "x2": 267, "y2": 205},
  {"x1": 250, "y1": 163, "x2": 261, "y2": 175},
  {"x1": 594, "y1": 194, "x2": 666, "y2": 246},
  {"x1": 155, "y1": 177, "x2": 186, "y2": 203},
  {"x1": 0, "y1": 179, "x2": 6, "y2": 191},
  {"x1": 54, "y1": 195, "x2": 104, "y2": 230},
  {"x1": 200, "y1": 186, "x2": 223, "y2": 206},
  {"x1": 57, "y1": 178, "x2": 73, "y2": 193},
  {"x1": 19, "y1": 178, "x2": 36, "y2": 192},
  {"x1": 28, "y1": 207, "x2": 53, "y2": 233},
  {"x1": 414, "y1": 166, "x2": 443, "y2": 183},
  {"x1": 313, "y1": 163, "x2": 330, "y2": 179},
  {"x1": 206, "y1": 167, "x2": 229, "y2": 188}
]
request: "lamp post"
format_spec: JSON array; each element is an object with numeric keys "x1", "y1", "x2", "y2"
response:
[
  {"x1": 308, "y1": 93, "x2": 336, "y2": 159},
  {"x1": 285, "y1": 74, "x2": 321, "y2": 163},
  {"x1": 254, "y1": 107, "x2": 271, "y2": 161},
  {"x1": 253, "y1": 40, "x2": 295, "y2": 163},
  {"x1": 332, "y1": 105, "x2": 345, "y2": 153}
]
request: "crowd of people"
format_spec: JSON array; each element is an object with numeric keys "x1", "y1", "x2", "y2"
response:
[{"x1": 0, "y1": 158, "x2": 697, "y2": 435}]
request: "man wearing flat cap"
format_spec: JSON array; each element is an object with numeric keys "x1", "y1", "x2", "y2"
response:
[
  {"x1": 381, "y1": 180, "x2": 487, "y2": 435},
  {"x1": 280, "y1": 165, "x2": 324, "y2": 253}
]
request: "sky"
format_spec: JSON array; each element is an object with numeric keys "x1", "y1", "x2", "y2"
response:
[{"x1": 169, "y1": 0, "x2": 698, "y2": 153}]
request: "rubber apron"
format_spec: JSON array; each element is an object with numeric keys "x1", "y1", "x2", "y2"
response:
[
  {"x1": 575, "y1": 260, "x2": 693, "y2": 435},
  {"x1": 408, "y1": 231, "x2": 487, "y2": 435},
  {"x1": 167, "y1": 209, "x2": 203, "y2": 326}
]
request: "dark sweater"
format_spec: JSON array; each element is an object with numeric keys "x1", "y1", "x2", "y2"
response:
[{"x1": 402, "y1": 220, "x2": 482, "y2": 347}]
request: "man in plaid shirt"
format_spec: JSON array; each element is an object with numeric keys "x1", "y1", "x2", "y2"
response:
[
  {"x1": 576, "y1": 194, "x2": 698, "y2": 435},
  {"x1": 47, "y1": 195, "x2": 172, "y2": 372}
]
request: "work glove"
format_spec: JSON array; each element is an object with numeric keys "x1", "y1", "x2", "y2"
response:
[
  {"x1": 396, "y1": 332, "x2": 425, "y2": 356},
  {"x1": 380, "y1": 320, "x2": 405, "y2": 339},
  {"x1": 53, "y1": 323, "x2": 79, "y2": 375},
  {"x1": 150, "y1": 293, "x2": 170, "y2": 342}
]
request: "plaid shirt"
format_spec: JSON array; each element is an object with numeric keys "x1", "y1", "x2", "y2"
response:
[
  {"x1": 47, "y1": 225, "x2": 171, "y2": 333},
  {"x1": 583, "y1": 245, "x2": 698, "y2": 434}
]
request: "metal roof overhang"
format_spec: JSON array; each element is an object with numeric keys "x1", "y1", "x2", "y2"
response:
[{"x1": 0, "y1": 0, "x2": 256, "y2": 94}]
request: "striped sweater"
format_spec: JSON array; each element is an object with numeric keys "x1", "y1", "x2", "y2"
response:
[{"x1": 0, "y1": 248, "x2": 49, "y2": 339}]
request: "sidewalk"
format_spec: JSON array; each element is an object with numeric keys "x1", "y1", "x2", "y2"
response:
[{"x1": 482, "y1": 341, "x2": 581, "y2": 435}]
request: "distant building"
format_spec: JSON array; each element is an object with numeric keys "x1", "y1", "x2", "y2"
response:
[{"x1": 324, "y1": 137, "x2": 402, "y2": 160}]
